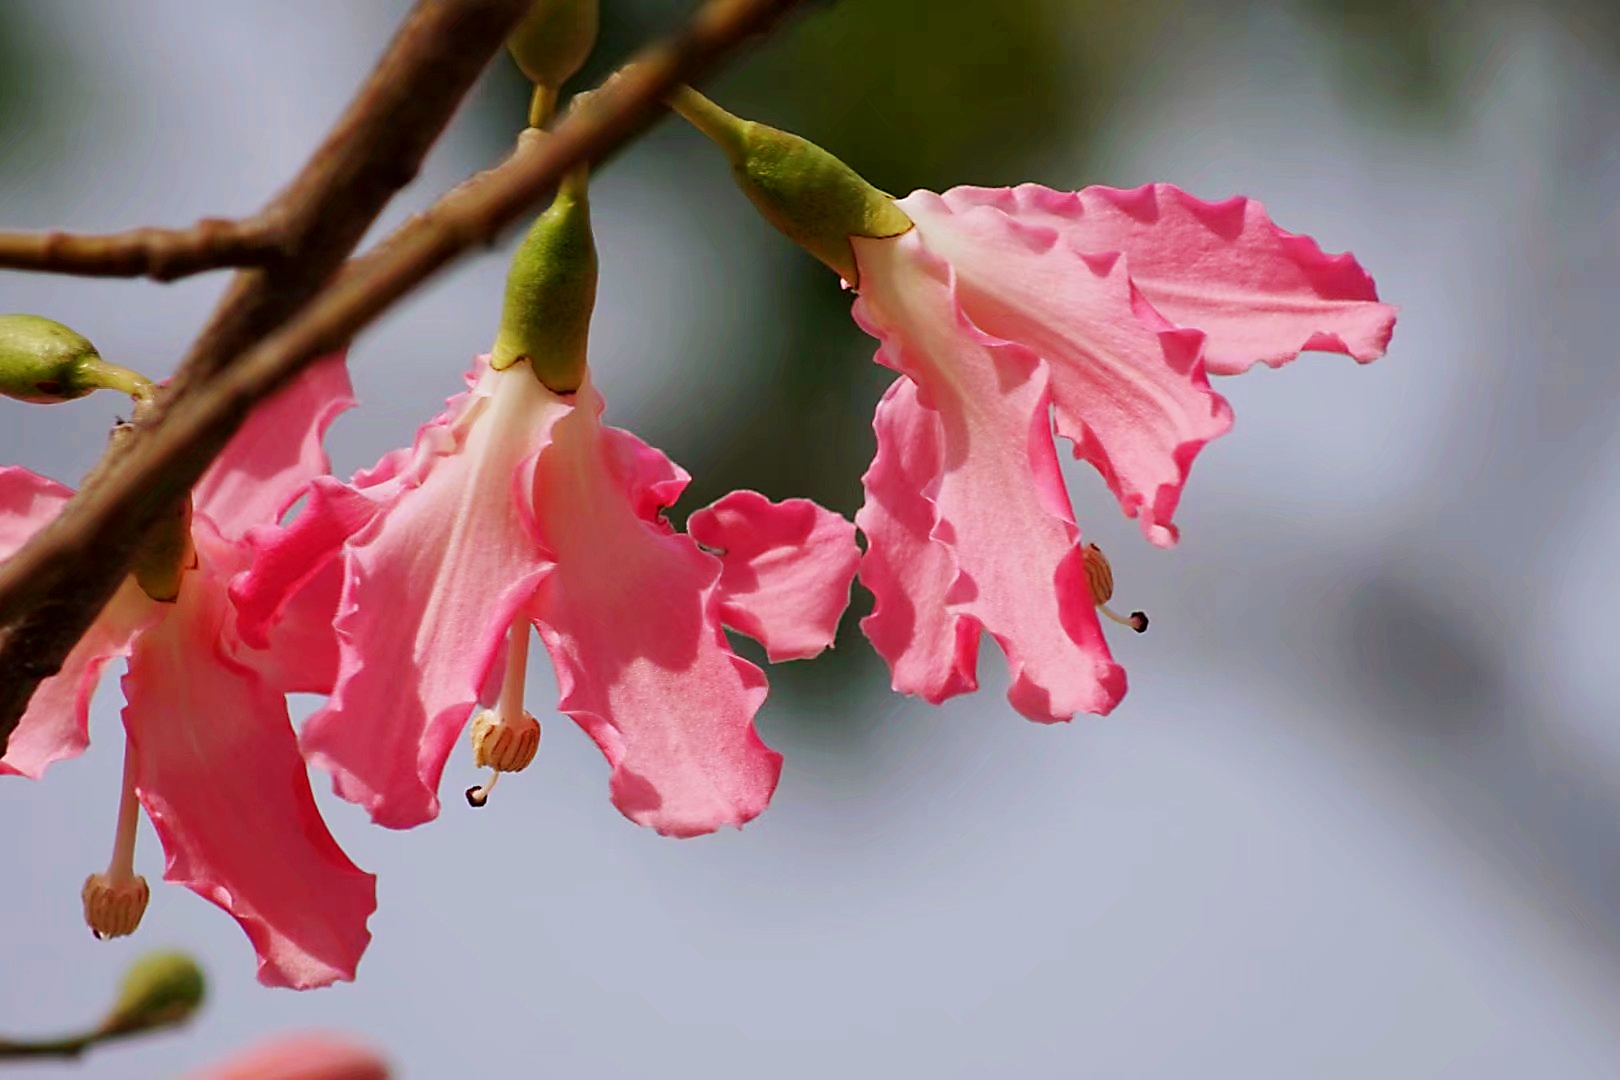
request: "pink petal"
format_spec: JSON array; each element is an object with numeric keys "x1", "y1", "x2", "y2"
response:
[
  {"x1": 300, "y1": 363, "x2": 565, "y2": 829},
  {"x1": 231, "y1": 366, "x2": 492, "y2": 655},
  {"x1": 0, "y1": 465, "x2": 70, "y2": 556},
  {"x1": 851, "y1": 233, "x2": 1126, "y2": 722},
  {"x1": 0, "y1": 468, "x2": 157, "y2": 778},
  {"x1": 897, "y1": 189, "x2": 1232, "y2": 547},
  {"x1": 528, "y1": 384, "x2": 782, "y2": 837},
  {"x1": 937, "y1": 183, "x2": 1397, "y2": 375},
  {"x1": 183, "y1": 1033, "x2": 390, "y2": 1080},
  {"x1": 123, "y1": 534, "x2": 375, "y2": 990},
  {"x1": 854, "y1": 377, "x2": 979, "y2": 703},
  {"x1": 230, "y1": 477, "x2": 380, "y2": 663},
  {"x1": 686, "y1": 491, "x2": 860, "y2": 662},
  {"x1": 237, "y1": 553, "x2": 347, "y2": 696},
  {"x1": 194, "y1": 353, "x2": 355, "y2": 541}
]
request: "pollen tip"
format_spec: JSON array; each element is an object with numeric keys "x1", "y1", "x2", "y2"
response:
[
  {"x1": 1130, "y1": 611, "x2": 1149, "y2": 633},
  {"x1": 465, "y1": 785, "x2": 489, "y2": 808}
]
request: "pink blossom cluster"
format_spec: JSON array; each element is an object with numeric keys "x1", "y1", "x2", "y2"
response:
[{"x1": 0, "y1": 179, "x2": 1393, "y2": 988}]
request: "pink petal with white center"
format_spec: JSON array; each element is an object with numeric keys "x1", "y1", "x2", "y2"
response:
[
  {"x1": 194, "y1": 354, "x2": 355, "y2": 541},
  {"x1": 300, "y1": 362, "x2": 566, "y2": 829},
  {"x1": 527, "y1": 383, "x2": 781, "y2": 837},
  {"x1": 231, "y1": 369, "x2": 488, "y2": 659},
  {"x1": 938, "y1": 183, "x2": 1397, "y2": 375},
  {"x1": 854, "y1": 376, "x2": 978, "y2": 703},
  {"x1": 0, "y1": 468, "x2": 158, "y2": 777},
  {"x1": 123, "y1": 529, "x2": 375, "y2": 990},
  {"x1": 898, "y1": 189, "x2": 1232, "y2": 547},
  {"x1": 687, "y1": 491, "x2": 860, "y2": 662},
  {"x1": 851, "y1": 232, "x2": 1125, "y2": 722}
]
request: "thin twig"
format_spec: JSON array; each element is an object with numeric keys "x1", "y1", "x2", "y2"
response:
[
  {"x1": 0, "y1": 216, "x2": 283, "y2": 281},
  {"x1": 0, "y1": 0, "x2": 805, "y2": 747},
  {"x1": 0, "y1": 0, "x2": 538, "y2": 744}
]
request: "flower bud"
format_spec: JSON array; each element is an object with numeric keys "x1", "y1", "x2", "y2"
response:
[
  {"x1": 489, "y1": 165, "x2": 596, "y2": 393},
  {"x1": 508, "y1": 0, "x2": 598, "y2": 127},
  {"x1": 0, "y1": 313, "x2": 149, "y2": 403},
  {"x1": 181, "y1": 1033, "x2": 391, "y2": 1080},
  {"x1": 95, "y1": 950, "x2": 205, "y2": 1038},
  {"x1": 668, "y1": 88, "x2": 913, "y2": 285},
  {"x1": 508, "y1": 0, "x2": 598, "y2": 91}
]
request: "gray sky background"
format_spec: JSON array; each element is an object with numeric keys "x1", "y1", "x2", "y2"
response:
[{"x1": 4, "y1": 3, "x2": 1620, "y2": 1078}]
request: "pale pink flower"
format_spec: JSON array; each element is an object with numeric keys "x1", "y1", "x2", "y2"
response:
[
  {"x1": 851, "y1": 183, "x2": 1396, "y2": 721},
  {"x1": 182, "y1": 1032, "x2": 390, "y2": 1080},
  {"x1": 0, "y1": 357, "x2": 375, "y2": 989},
  {"x1": 237, "y1": 358, "x2": 859, "y2": 837}
]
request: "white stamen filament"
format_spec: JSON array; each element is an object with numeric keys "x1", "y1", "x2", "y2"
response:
[
  {"x1": 82, "y1": 740, "x2": 150, "y2": 939},
  {"x1": 1098, "y1": 603, "x2": 1150, "y2": 634},
  {"x1": 467, "y1": 615, "x2": 535, "y2": 808},
  {"x1": 107, "y1": 741, "x2": 141, "y2": 882}
]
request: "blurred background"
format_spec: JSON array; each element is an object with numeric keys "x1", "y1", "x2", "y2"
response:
[{"x1": 3, "y1": 0, "x2": 1620, "y2": 1076}]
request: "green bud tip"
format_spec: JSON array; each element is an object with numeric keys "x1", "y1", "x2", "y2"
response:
[
  {"x1": 490, "y1": 161, "x2": 597, "y2": 393},
  {"x1": 667, "y1": 87, "x2": 914, "y2": 286},
  {"x1": 508, "y1": 0, "x2": 599, "y2": 126},
  {"x1": 0, "y1": 313, "x2": 152, "y2": 404},
  {"x1": 96, "y1": 951, "x2": 206, "y2": 1038}
]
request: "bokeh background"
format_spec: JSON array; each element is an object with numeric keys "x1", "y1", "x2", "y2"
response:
[{"x1": 4, "y1": 1, "x2": 1620, "y2": 1076}]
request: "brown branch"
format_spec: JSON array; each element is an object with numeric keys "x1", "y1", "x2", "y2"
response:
[
  {"x1": 0, "y1": 216, "x2": 284, "y2": 281},
  {"x1": 0, "y1": 0, "x2": 805, "y2": 748},
  {"x1": 0, "y1": 0, "x2": 538, "y2": 746}
]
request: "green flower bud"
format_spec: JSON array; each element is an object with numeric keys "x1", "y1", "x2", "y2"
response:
[
  {"x1": 86, "y1": 403, "x2": 197, "y2": 602},
  {"x1": 131, "y1": 491, "x2": 196, "y2": 603},
  {"x1": 0, "y1": 314, "x2": 150, "y2": 404},
  {"x1": 669, "y1": 88, "x2": 913, "y2": 286},
  {"x1": 95, "y1": 951, "x2": 205, "y2": 1038},
  {"x1": 508, "y1": 0, "x2": 598, "y2": 126},
  {"x1": 489, "y1": 164, "x2": 596, "y2": 393}
]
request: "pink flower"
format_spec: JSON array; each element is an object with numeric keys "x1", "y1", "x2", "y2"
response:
[
  {"x1": 851, "y1": 183, "x2": 1396, "y2": 721},
  {"x1": 237, "y1": 357, "x2": 859, "y2": 837},
  {"x1": 0, "y1": 357, "x2": 376, "y2": 989},
  {"x1": 182, "y1": 1032, "x2": 390, "y2": 1080}
]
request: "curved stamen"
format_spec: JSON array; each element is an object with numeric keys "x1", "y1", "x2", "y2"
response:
[
  {"x1": 82, "y1": 740, "x2": 150, "y2": 939},
  {"x1": 465, "y1": 615, "x2": 541, "y2": 809}
]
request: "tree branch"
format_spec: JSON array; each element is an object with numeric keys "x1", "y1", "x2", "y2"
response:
[
  {"x1": 0, "y1": 216, "x2": 284, "y2": 281},
  {"x1": 0, "y1": 0, "x2": 805, "y2": 749},
  {"x1": 0, "y1": 0, "x2": 537, "y2": 746}
]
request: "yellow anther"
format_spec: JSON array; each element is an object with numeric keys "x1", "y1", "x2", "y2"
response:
[
  {"x1": 471, "y1": 708, "x2": 541, "y2": 772},
  {"x1": 1082, "y1": 543, "x2": 1149, "y2": 634},
  {"x1": 82, "y1": 873, "x2": 150, "y2": 940}
]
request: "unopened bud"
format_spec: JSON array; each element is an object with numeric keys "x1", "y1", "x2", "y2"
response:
[
  {"x1": 508, "y1": 0, "x2": 598, "y2": 90},
  {"x1": 96, "y1": 950, "x2": 205, "y2": 1038},
  {"x1": 82, "y1": 872, "x2": 150, "y2": 940},
  {"x1": 668, "y1": 88, "x2": 913, "y2": 286},
  {"x1": 0, "y1": 313, "x2": 150, "y2": 403}
]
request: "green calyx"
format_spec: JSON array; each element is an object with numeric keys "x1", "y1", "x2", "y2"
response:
[
  {"x1": 87, "y1": 402, "x2": 196, "y2": 603},
  {"x1": 508, "y1": 0, "x2": 599, "y2": 127},
  {"x1": 490, "y1": 165, "x2": 597, "y2": 393},
  {"x1": 95, "y1": 951, "x2": 206, "y2": 1039},
  {"x1": 0, "y1": 314, "x2": 152, "y2": 404},
  {"x1": 669, "y1": 87, "x2": 913, "y2": 285}
]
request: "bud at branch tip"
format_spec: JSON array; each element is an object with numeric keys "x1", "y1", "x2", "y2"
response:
[
  {"x1": 0, "y1": 314, "x2": 152, "y2": 404},
  {"x1": 666, "y1": 87, "x2": 913, "y2": 285}
]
